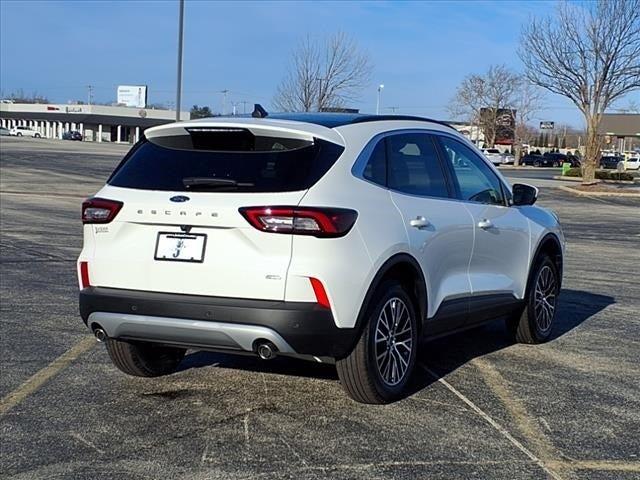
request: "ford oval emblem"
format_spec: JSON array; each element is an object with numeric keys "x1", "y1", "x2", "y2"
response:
[{"x1": 170, "y1": 195, "x2": 190, "y2": 203}]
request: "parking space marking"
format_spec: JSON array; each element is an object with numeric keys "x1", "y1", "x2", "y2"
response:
[
  {"x1": 471, "y1": 358, "x2": 571, "y2": 474},
  {"x1": 0, "y1": 190, "x2": 88, "y2": 199},
  {"x1": 549, "y1": 460, "x2": 640, "y2": 472},
  {"x1": 419, "y1": 363, "x2": 564, "y2": 480},
  {"x1": 0, "y1": 336, "x2": 95, "y2": 417}
]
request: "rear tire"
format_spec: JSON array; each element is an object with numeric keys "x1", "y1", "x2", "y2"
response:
[
  {"x1": 508, "y1": 255, "x2": 560, "y2": 344},
  {"x1": 16, "y1": 132, "x2": 22, "y2": 137},
  {"x1": 105, "y1": 338, "x2": 185, "y2": 377},
  {"x1": 336, "y1": 281, "x2": 418, "y2": 404},
  {"x1": 34, "y1": 133, "x2": 41, "y2": 138}
]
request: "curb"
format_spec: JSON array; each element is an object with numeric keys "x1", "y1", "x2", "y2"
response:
[
  {"x1": 552, "y1": 175, "x2": 636, "y2": 185},
  {"x1": 558, "y1": 185, "x2": 640, "y2": 198}
]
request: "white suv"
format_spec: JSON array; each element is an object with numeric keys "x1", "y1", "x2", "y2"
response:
[
  {"x1": 483, "y1": 148, "x2": 510, "y2": 166},
  {"x1": 78, "y1": 111, "x2": 564, "y2": 404},
  {"x1": 10, "y1": 126, "x2": 41, "y2": 138}
]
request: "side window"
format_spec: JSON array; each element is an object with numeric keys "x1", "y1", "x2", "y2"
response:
[
  {"x1": 386, "y1": 133, "x2": 449, "y2": 198},
  {"x1": 439, "y1": 136, "x2": 505, "y2": 205},
  {"x1": 362, "y1": 140, "x2": 386, "y2": 186}
]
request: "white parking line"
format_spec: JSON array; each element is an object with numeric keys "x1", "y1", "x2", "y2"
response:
[{"x1": 419, "y1": 363, "x2": 564, "y2": 480}]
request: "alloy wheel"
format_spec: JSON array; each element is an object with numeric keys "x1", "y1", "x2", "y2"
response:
[
  {"x1": 534, "y1": 265, "x2": 557, "y2": 333},
  {"x1": 374, "y1": 297, "x2": 413, "y2": 386}
]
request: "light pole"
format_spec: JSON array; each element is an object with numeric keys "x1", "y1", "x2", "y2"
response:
[
  {"x1": 376, "y1": 84, "x2": 384, "y2": 115},
  {"x1": 220, "y1": 89, "x2": 229, "y2": 115},
  {"x1": 175, "y1": 0, "x2": 185, "y2": 121}
]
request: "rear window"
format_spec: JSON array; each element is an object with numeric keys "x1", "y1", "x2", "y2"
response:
[{"x1": 108, "y1": 129, "x2": 344, "y2": 193}]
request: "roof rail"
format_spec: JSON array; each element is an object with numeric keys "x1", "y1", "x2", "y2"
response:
[{"x1": 349, "y1": 115, "x2": 456, "y2": 130}]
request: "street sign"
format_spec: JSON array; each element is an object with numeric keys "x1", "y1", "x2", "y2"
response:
[{"x1": 540, "y1": 121, "x2": 555, "y2": 130}]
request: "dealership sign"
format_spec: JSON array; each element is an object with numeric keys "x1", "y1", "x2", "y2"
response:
[
  {"x1": 480, "y1": 108, "x2": 516, "y2": 144},
  {"x1": 540, "y1": 121, "x2": 555, "y2": 130},
  {"x1": 117, "y1": 85, "x2": 147, "y2": 108}
]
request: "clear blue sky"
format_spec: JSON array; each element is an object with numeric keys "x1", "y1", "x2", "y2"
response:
[{"x1": 1, "y1": 0, "x2": 638, "y2": 127}]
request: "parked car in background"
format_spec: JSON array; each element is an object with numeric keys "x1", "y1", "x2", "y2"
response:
[
  {"x1": 9, "y1": 126, "x2": 41, "y2": 138},
  {"x1": 0, "y1": 126, "x2": 10, "y2": 136},
  {"x1": 624, "y1": 157, "x2": 639, "y2": 171},
  {"x1": 483, "y1": 148, "x2": 511, "y2": 166},
  {"x1": 600, "y1": 155, "x2": 624, "y2": 170},
  {"x1": 520, "y1": 153, "x2": 544, "y2": 166},
  {"x1": 63, "y1": 130, "x2": 83, "y2": 141},
  {"x1": 539, "y1": 152, "x2": 580, "y2": 168},
  {"x1": 566, "y1": 154, "x2": 581, "y2": 167}
]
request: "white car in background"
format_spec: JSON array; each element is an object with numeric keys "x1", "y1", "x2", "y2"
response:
[
  {"x1": 624, "y1": 157, "x2": 639, "y2": 171},
  {"x1": 482, "y1": 148, "x2": 511, "y2": 166},
  {"x1": 10, "y1": 126, "x2": 41, "y2": 138}
]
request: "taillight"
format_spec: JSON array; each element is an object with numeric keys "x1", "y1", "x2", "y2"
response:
[
  {"x1": 82, "y1": 198, "x2": 123, "y2": 224},
  {"x1": 239, "y1": 206, "x2": 357, "y2": 238}
]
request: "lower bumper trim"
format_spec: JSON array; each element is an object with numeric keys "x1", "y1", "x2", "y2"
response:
[
  {"x1": 80, "y1": 287, "x2": 359, "y2": 358},
  {"x1": 89, "y1": 311, "x2": 296, "y2": 354}
]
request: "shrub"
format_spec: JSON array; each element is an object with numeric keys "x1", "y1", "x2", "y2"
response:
[{"x1": 563, "y1": 168, "x2": 634, "y2": 182}]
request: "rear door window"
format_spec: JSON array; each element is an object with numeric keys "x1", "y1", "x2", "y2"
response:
[
  {"x1": 386, "y1": 133, "x2": 450, "y2": 198},
  {"x1": 108, "y1": 128, "x2": 344, "y2": 192}
]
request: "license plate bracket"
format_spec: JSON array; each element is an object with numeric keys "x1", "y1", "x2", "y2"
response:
[{"x1": 154, "y1": 232, "x2": 207, "y2": 263}]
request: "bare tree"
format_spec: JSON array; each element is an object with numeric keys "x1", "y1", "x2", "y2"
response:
[
  {"x1": 5, "y1": 89, "x2": 49, "y2": 104},
  {"x1": 274, "y1": 32, "x2": 372, "y2": 112},
  {"x1": 519, "y1": 0, "x2": 640, "y2": 183},
  {"x1": 449, "y1": 65, "x2": 523, "y2": 148}
]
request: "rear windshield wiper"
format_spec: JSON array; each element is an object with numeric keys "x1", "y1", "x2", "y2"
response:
[{"x1": 182, "y1": 177, "x2": 255, "y2": 190}]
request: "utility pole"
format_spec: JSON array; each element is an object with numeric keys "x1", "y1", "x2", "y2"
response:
[
  {"x1": 220, "y1": 89, "x2": 229, "y2": 115},
  {"x1": 175, "y1": 0, "x2": 185, "y2": 121},
  {"x1": 86, "y1": 85, "x2": 94, "y2": 106}
]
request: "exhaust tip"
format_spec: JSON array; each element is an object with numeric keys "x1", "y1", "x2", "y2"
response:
[
  {"x1": 94, "y1": 328, "x2": 107, "y2": 343},
  {"x1": 256, "y1": 341, "x2": 277, "y2": 360}
]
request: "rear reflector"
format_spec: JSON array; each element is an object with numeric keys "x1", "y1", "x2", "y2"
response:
[
  {"x1": 82, "y1": 198, "x2": 123, "y2": 224},
  {"x1": 79, "y1": 261, "x2": 90, "y2": 289},
  {"x1": 239, "y1": 206, "x2": 357, "y2": 238},
  {"x1": 309, "y1": 277, "x2": 331, "y2": 309}
]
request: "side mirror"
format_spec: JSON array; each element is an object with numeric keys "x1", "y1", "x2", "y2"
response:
[{"x1": 512, "y1": 183, "x2": 538, "y2": 206}]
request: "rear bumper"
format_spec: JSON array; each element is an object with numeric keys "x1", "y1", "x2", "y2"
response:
[{"x1": 79, "y1": 287, "x2": 358, "y2": 359}]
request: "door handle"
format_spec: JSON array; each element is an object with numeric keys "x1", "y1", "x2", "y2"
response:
[
  {"x1": 477, "y1": 218, "x2": 493, "y2": 229},
  {"x1": 409, "y1": 216, "x2": 430, "y2": 229}
]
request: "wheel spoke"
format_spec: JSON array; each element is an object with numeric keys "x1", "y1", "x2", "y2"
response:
[
  {"x1": 374, "y1": 297, "x2": 413, "y2": 386},
  {"x1": 533, "y1": 265, "x2": 558, "y2": 333}
]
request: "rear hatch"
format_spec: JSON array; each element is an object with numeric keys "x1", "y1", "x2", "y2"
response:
[{"x1": 86, "y1": 121, "x2": 344, "y2": 300}]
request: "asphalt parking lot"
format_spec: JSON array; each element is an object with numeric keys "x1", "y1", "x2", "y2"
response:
[{"x1": 1, "y1": 137, "x2": 639, "y2": 480}]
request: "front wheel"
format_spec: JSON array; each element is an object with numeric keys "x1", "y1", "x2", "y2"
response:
[
  {"x1": 16, "y1": 132, "x2": 22, "y2": 137},
  {"x1": 508, "y1": 255, "x2": 560, "y2": 344},
  {"x1": 105, "y1": 338, "x2": 186, "y2": 377},
  {"x1": 336, "y1": 281, "x2": 418, "y2": 404}
]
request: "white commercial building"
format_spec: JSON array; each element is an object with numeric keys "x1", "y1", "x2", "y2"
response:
[{"x1": 0, "y1": 103, "x2": 189, "y2": 143}]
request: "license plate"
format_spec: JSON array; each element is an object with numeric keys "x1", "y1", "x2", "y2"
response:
[{"x1": 154, "y1": 233, "x2": 207, "y2": 263}]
